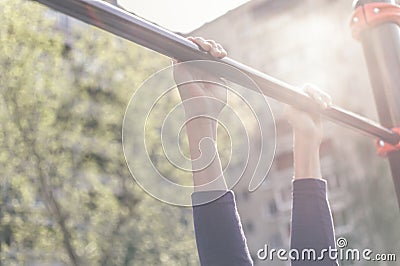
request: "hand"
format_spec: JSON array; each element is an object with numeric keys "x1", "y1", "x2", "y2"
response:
[
  {"x1": 285, "y1": 84, "x2": 332, "y2": 148},
  {"x1": 173, "y1": 37, "x2": 228, "y2": 121},
  {"x1": 284, "y1": 84, "x2": 332, "y2": 179}
]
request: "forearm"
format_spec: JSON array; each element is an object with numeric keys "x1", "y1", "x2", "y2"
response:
[
  {"x1": 186, "y1": 117, "x2": 227, "y2": 192},
  {"x1": 293, "y1": 134, "x2": 322, "y2": 179}
]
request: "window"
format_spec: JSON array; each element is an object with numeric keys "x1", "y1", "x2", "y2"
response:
[
  {"x1": 262, "y1": 199, "x2": 279, "y2": 219},
  {"x1": 270, "y1": 233, "x2": 283, "y2": 247},
  {"x1": 251, "y1": 0, "x2": 301, "y2": 19},
  {"x1": 280, "y1": 187, "x2": 292, "y2": 203},
  {"x1": 332, "y1": 210, "x2": 348, "y2": 227},
  {"x1": 242, "y1": 190, "x2": 250, "y2": 201},
  {"x1": 320, "y1": 138, "x2": 334, "y2": 157},
  {"x1": 268, "y1": 199, "x2": 278, "y2": 215},
  {"x1": 244, "y1": 221, "x2": 254, "y2": 233},
  {"x1": 275, "y1": 151, "x2": 293, "y2": 171},
  {"x1": 326, "y1": 173, "x2": 341, "y2": 189}
]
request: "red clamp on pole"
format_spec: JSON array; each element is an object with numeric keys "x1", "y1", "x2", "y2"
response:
[
  {"x1": 350, "y1": 2, "x2": 400, "y2": 41},
  {"x1": 376, "y1": 128, "x2": 400, "y2": 157}
]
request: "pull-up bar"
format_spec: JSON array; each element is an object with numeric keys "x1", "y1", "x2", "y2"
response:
[{"x1": 32, "y1": 0, "x2": 400, "y2": 145}]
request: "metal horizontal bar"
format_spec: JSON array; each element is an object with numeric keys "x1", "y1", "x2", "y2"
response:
[{"x1": 33, "y1": 0, "x2": 400, "y2": 144}]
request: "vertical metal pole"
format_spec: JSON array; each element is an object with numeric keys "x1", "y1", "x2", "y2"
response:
[{"x1": 354, "y1": 0, "x2": 400, "y2": 208}]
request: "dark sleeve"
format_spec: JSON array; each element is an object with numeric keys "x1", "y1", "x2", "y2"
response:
[
  {"x1": 192, "y1": 190, "x2": 253, "y2": 266},
  {"x1": 290, "y1": 178, "x2": 339, "y2": 266}
]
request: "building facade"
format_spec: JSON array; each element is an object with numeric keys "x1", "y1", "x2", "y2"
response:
[{"x1": 191, "y1": 0, "x2": 374, "y2": 264}]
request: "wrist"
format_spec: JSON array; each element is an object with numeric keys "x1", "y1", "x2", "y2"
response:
[
  {"x1": 293, "y1": 154, "x2": 321, "y2": 179},
  {"x1": 293, "y1": 136, "x2": 322, "y2": 179},
  {"x1": 185, "y1": 117, "x2": 217, "y2": 134},
  {"x1": 184, "y1": 116, "x2": 227, "y2": 191},
  {"x1": 294, "y1": 132, "x2": 321, "y2": 150}
]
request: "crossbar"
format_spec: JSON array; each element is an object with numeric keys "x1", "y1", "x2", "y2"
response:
[{"x1": 33, "y1": 0, "x2": 400, "y2": 145}]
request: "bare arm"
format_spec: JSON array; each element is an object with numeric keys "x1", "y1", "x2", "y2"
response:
[
  {"x1": 174, "y1": 37, "x2": 253, "y2": 266},
  {"x1": 174, "y1": 36, "x2": 228, "y2": 192},
  {"x1": 286, "y1": 84, "x2": 332, "y2": 179}
]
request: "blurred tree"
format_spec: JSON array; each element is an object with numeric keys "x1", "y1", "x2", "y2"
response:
[{"x1": 0, "y1": 0, "x2": 197, "y2": 265}]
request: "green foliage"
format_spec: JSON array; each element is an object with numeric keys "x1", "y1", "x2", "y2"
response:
[{"x1": 0, "y1": 0, "x2": 197, "y2": 265}]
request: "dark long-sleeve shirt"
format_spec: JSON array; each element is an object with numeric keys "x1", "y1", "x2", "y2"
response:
[{"x1": 192, "y1": 178, "x2": 338, "y2": 266}]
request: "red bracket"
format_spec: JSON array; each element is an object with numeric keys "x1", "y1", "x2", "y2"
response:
[
  {"x1": 350, "y1": 3, "x2": 400, "y2": 41},
  {"x1": 376, "y1": 128, "x2": 400, "y2": 157}
]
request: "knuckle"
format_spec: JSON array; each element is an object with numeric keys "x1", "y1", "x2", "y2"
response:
[{"x1": 207, "y1": 40, "x2": 217, "y2": 47}]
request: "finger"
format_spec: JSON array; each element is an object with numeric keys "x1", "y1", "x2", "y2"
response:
[
  {"x1": 192, "y1": 37, "x2": 212, "y2": 52},
  {"x1": 206, "y1": 39, "x2": 223, "y2": 58},
  {"x1": 190, "y1": 37, "x2": 227, "y2": 59},
  {"x1": 303, "y1": 83, "x2": 332, "y2": 109},
  {"x1": 320, "y1": 93, "x2": 332, "y2": 108},
  {"x1": 206, "y1": 40, "x2": 227, "y2": 59},
  {"x1": 216, "y1": 43, "x2": 227, "y2": 58},
  {"x1": 304, "y1": 84, "x2": 332, "y2": 108}
]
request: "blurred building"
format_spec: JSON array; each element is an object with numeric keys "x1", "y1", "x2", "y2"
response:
[{"x1": 191, "y1": 0, "x2": 375, "y2": 264}]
